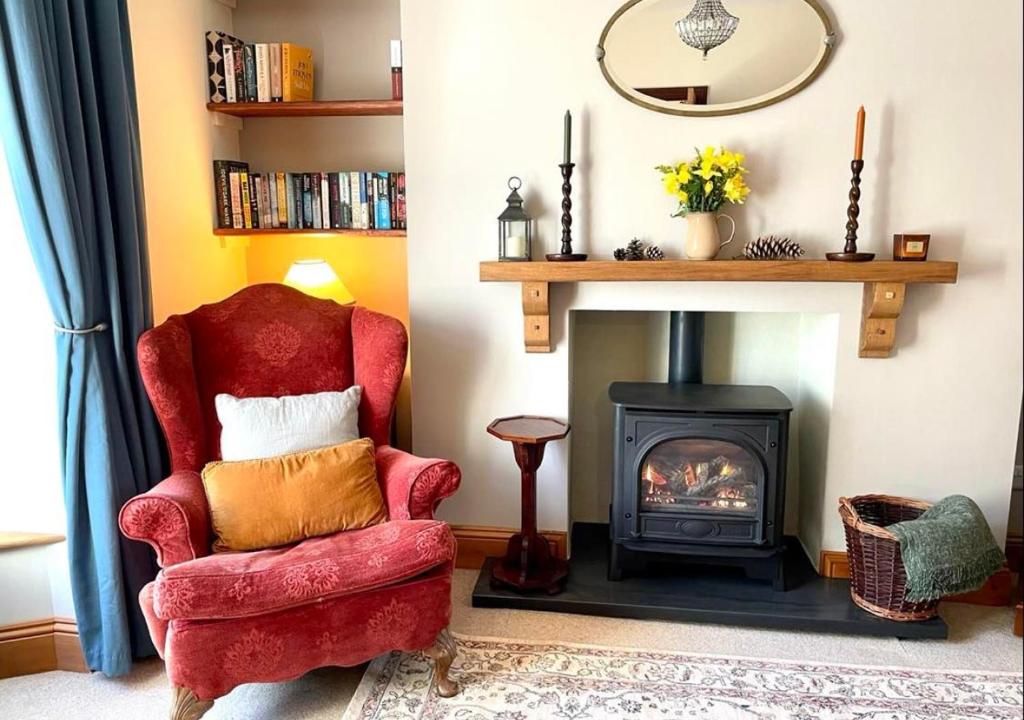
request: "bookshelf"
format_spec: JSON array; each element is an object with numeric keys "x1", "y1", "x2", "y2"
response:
[
  {"x1": 207, "y1": 100, "x2": 403, "y2": 117},
  {"x1": 209, "y1": 0, "x2": 406, "y2": 236}
]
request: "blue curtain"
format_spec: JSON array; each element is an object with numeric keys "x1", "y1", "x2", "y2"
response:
[{"x1": 0, "y1": 0, "x2": 163, "y2": 675}]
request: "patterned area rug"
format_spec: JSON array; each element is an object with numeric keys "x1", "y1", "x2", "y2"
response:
[{"x1": 342, "y1": 635, "x2": 1023, "y2": 720}]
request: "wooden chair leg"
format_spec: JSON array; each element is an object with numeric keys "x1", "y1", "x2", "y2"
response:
[
  {"x1": 170, "y1": 685, "x2": 214, "y2": 720},
  {"x1": 423, "y1": 627, "x2": 459, "y2": 697}
]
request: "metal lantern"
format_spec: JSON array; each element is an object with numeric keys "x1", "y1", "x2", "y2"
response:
[{"x1": 498, "y1": 176, "x2": 533, "y2": 261}]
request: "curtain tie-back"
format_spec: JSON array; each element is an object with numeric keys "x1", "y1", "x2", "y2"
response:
[{"x1": 54, "y1": 321, "x2": 109, "y2": 335}]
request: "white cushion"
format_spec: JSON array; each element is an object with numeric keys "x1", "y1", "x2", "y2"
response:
[{"x1": 215, "y1": 387, "x2": 362, "y2": 461}]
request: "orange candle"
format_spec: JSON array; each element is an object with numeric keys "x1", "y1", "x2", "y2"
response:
[{"x1": 853, "y1": 106, "x2": 866, "y2": 161}]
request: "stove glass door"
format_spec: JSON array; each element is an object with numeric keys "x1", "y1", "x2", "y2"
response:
[{"x1": 640, "y1": 438, "x2": 759, "y2": 515}]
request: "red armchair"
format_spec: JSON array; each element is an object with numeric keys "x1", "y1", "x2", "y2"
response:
[{"x1": 118, "y1": 285, "x2": 461, "y2": 719}]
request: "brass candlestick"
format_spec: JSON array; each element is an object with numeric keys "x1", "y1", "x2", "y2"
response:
[
  {"x1": 826, "y1": 159, "x2": 874, "y2": 262},
  {"x1": 546, "y1": 163, "x2": 587, "y2": 262}
]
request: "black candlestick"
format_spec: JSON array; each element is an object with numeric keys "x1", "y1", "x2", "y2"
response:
[
  {"x1": 826, "y1": 159, "x2": 874, "y2": 262},
  {"x1": 546, "y1": 162, "x2": 587, "y2": 262}
]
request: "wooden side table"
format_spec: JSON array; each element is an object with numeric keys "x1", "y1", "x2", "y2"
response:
[{"x1": 487, "y1": 415, "x2": 570, "y2": 594}]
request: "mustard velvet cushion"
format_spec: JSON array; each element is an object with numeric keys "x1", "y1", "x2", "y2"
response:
[{"x1": 202, "y1": 438, "x2": 387, "y2": 552}]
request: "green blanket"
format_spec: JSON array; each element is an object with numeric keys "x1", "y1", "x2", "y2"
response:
[{"x1": 888, "y1": 495, "x2": 1005, "y2": 602}]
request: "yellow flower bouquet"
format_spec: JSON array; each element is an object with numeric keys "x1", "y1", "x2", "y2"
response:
[{"x1": 657, "y1": 146, "x2": 750, "y2": 216}]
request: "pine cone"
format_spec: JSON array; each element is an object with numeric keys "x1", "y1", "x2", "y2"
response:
[
  {"x1": 613, "y1": 248, "x2": 627, "y2": 261},
  {"x1": 741, "y1": 235, "x2": 805, "y2": 260},
  {"x1": 645, "y1": 245, "x2": 665, "y2": 260},
  {"x1": 625, "y1": 238, "x2": 645, "y2": 261}
]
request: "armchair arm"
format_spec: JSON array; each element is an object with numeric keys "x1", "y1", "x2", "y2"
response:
[
  {"x1": 119, "y1": 472, "x2": 211, "y2": 568},
  {"x1": 375, "y1": 445, "x2": 461, "y2": 520}
]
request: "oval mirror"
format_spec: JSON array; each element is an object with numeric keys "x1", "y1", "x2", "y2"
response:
[{"x1": 598, "y1": 0, "x2": 835, "y2": 117}]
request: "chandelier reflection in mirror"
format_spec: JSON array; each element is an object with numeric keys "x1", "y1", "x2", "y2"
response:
[{"x1": 675, "y1": 0, "x2": 740, "y2": 58}]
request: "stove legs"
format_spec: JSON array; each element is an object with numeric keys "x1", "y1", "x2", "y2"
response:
[{"x1": 608, "y1": 543, "x2": 630, "y2": 581}]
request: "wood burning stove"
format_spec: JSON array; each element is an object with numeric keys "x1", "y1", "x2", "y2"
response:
[{"x1": 608, "y1": 312, "x2": 793, "y2": 589}]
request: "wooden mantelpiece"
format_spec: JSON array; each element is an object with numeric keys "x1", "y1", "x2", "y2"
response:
[{"x1": 479, "y1": 260, "x2": 958, "y2": 358}]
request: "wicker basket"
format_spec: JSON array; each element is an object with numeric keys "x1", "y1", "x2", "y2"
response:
[{"x1": 838, "y1": 494, "x2": 940, "y2": 621}]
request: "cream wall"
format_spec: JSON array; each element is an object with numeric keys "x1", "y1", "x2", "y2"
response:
[
  {"x1": 401, "y1": 0, "x2": 1024, "y2": 557},
  {"x1": 128, "y1": 0, "x2": 248, "y2": 322}
]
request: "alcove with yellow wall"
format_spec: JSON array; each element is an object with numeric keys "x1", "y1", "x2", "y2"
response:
[{"x1": 129, "y1": 0, "x2": 412, "y2": 447}]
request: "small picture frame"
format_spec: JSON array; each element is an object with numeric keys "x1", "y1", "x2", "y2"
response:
[{"x1": 893, "y1": 233, "x2": 930, "y2": 262}]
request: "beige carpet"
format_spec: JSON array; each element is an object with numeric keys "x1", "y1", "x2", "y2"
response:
[{"x1": 1, "y1": 569, "x2": 1021, "y2": 719}]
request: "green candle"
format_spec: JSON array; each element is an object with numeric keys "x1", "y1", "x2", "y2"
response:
[{"x1": 563, "y1": 110, "x2": 572, "y2": 165}]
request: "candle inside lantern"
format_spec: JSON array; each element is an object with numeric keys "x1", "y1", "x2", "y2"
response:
[
  {"x1": 853, "y1": 105, "x2": 866, "y2": 161},
  {"x1": 506, "y1": 234, "x2": 526, "y2": 258},
  {"x1": 563, "y1": 110, "x2": 572, "y2": 165}
]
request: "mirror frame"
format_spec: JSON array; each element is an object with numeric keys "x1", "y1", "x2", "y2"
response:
[{"x1": 596, "y1": 0, "x2": 836, "y2": 117}]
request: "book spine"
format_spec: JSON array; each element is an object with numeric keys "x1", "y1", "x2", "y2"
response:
[
  {"x1": 243, "y1": 45, "x2": 257, "y2": 102},
  {"x1": 253, "y1": 174, "x2": 263, "y2": 228},
  {"x1": 397, "y1": 173, "x2": 406, "y2": 229},
  {"x1": 276, "y1": 173, "x2": 288, "y2": 227},
  {"x1": 285, "y1": 173, "x2": 297, "y2": 229},
  {"x1": 309, "y1": 172, "x2": 321, "y2": 229},
  {"x1": 281, "y1": 44, "x2": 291, "y2": 102},
  {"x1": 239, "y1": 170, "x2": 252, "y2": 228},
  {"x1": 375, "y1": 173, "x2": 389, "y2": 230},
  {"x1": 255, "y1": 43, "x2": 270, "y2": 102},
  {"x1": 269, "y1": 43, "x2": 282, "y2": 102},
  {"x1": 213, "y1": 160, "x2": 232, "y2": 228},
  {"x1": 251, "y1": 173, "x2": 262, "y2": 228},
  {"x1": 358, "y1": 173, "x2": 368, "y2": 230},
  {"x1": 222, "y1": 43, "x2": 237, "y2": 103},
  {"x1": 258, "y1": 175, "x2": 270, "y2": 228},
  {"x1": 301, "y1": 174, "x2": 313, "y2": 229},
  {"x1": 232, "y1": 41, "x2": 245, "y2": 102},
  {"x1": 340, "y1": 173, "x2": 351, "y2": 229},
  {"x1": 319, "y1": 172, "x2": 327, "y2": 228},
  {"x1": 328, "y1": 173, "x2": 341, "y2": 229},
  {"x1": 362, "y1": 173, "x2": 371, "y2": 229},
  {"x1": 373, "y1": 175, "x2": 381, "y2": 229},
  {"x1": 268, "y1": 171, "x2": 279, "y2": 228},
  {"x1": 228, "y1": 171, "x2": 242, "y2": 228},
  {"x1": 388, "y1": 172, "x2": 397, "y2": 229},
  {"x1": 348, "y1": 172, "x2": 360, "y2": 229},
  {"x1": 390, "y1": 40, "x2": 403, "y2": 101}
]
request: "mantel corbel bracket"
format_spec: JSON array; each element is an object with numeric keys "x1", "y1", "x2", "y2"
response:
[
  {"x1": 859, "y1": 282, "x2": 905, "y2": 358},
  {"x1": 522, "y1": 282, "x2": 551, "y2": 353}
]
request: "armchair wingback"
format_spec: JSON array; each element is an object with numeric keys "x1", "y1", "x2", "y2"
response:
[
  {"x1": 118, "y1": 285, "x2": 461, "y2": 717},
  {"x1": 138, "y1": 283, "x2": 404, "y2": 470}
]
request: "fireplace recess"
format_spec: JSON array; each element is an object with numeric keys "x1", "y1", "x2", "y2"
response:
[{"x1": 609, "y1": 311, "x2": 793, "y2": 589}]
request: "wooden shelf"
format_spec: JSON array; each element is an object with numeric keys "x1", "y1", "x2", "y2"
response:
[
  {"x1": 478, "y1": 259, "x2": 959, "y2": 357},
  {"x1": 214, "y1": 228, "x2": 406, "y2": 237},
  {"x1": 206, "y1": 100, "x2": 403, "y2": 117},
  {"x1": 480, "y1": 260, "x2": 958, "y2": 284}
]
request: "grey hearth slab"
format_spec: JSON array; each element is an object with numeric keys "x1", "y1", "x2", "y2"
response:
[{"x1": 471, "y1": 522, "x2": 948, "y2": 640}]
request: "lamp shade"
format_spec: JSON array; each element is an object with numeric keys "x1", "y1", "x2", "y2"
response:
[{"x1": 283, "y1": 259, "x2": 355, "y2": 304}]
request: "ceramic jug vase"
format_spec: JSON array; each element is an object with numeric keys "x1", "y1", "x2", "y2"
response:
[{"x1": 684, "y1": 212, "x2": 736, "y2": 260}]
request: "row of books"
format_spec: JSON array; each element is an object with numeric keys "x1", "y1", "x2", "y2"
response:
[
  {"x1": 213, "y1": 162, "x2": 406, "y2": 231},
  {"x1": 206, "y1": 31, "x2": 313, "y2": 103}
]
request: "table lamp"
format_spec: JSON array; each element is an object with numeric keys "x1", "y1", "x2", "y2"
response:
[{"x1": 283, "y1": 259, "x2": 355, "y2": 304}]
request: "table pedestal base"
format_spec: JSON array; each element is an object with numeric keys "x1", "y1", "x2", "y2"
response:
[{"x1": 490, "y1": 532, "x2": 568, "y2": 595}]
